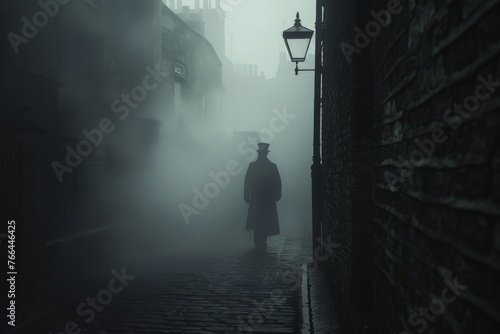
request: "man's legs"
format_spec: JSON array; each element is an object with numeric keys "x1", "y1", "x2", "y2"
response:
[{"x1": 254, "y1": 228, "x2": 267, "y2": 251}]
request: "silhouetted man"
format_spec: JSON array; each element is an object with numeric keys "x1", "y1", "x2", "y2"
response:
[{"x1": 244, "y1": 143, "x2": 281, "y2": 251}]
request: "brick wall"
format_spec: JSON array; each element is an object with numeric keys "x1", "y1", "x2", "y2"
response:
[
  {"x1": 322, "y1": 0, "x2": 374, "y2": 332},
  {"x1": 371, "y1": 0, "x2": 500, "y2": 332},
  {"x1": 322, "y1": 0, "x2": 500, "y2": 333}
]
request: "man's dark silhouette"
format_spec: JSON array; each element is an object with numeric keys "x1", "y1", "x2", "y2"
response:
[{"x1": 244, "y1": 143, "x2": 281, "y2": 251}]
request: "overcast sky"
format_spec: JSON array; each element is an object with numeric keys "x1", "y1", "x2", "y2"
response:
[
  {"x1": 223, "y1": 0, "x2": 316, "y2": 78},
  {"x1": 172, "y1": 0, "x2": 317, "y2": 78}
]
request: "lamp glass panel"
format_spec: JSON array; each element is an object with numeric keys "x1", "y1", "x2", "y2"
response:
[{"x1": 287, "y1": 38, "x2": 311, "y2": 62}]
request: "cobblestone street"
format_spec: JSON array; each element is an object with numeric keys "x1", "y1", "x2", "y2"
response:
[{"x1": 16, "y1": 209, "x2": 322, "y2": 334}]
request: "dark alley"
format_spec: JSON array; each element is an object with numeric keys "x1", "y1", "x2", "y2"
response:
[{"x1": 2, "y1": 0, "x2": 500, "y2": 334}]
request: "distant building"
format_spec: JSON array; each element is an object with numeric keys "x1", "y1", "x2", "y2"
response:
[
  {"x1": 159, "y1": 3, "x2": 223, "y2": 135},
  {"x1": 166, "y1": 0, "x2": 233, "y2": 111},
  {"x1": 166, "y1": 0, "x2": 227, "y2": 63}
]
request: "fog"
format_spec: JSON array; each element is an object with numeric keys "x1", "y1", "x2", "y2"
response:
[
  {"x1": 54, "y1": 0, "x2": 316, "y2": 269},
  {"x1": 219, "y1": 0, "x2": 316, "y2": 77}
]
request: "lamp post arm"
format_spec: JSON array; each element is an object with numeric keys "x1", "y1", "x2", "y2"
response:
[{"x1": 295, "y1": 62, "x2": 315, "y2": 75}]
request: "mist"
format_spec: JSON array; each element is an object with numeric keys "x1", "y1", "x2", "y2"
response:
[
  {"x1": 4, "y1": 1, "x2": 498, "y2": 333},
  {"x1": 88, "y1": 0, "x2": 317, "y2": 268},
  {"x1": 1, "y1": 1, "x2": 316, "y2": 331}
]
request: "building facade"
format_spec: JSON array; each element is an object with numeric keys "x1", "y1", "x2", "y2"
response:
[{"x1": 1, "y1": 0, "x2": 222, "y2": 299}]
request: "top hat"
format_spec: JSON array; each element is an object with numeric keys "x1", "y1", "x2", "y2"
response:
[{"x1": 257, "y1": 143, "x2": 270, "y2": 152}]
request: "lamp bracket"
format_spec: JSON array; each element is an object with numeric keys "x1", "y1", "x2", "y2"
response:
[{"x1": 295, "y1": 62, "x2": 315, "y2": 75}]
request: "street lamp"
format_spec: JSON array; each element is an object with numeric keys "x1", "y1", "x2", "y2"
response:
[
  {"x1": 282, "y1": 12, "x2": 315, "y2": 75},
  {"x1": 283, "y1": 7, "x2": 323, "y2": 259}
]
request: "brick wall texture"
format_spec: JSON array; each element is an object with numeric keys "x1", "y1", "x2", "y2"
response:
[{"x1": 321, "y1": 0, "x2": 500, "y2": 333}]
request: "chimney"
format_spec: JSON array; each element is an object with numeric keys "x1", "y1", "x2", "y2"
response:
[
  {"x1": 177, "y1": 0, "x2": 182, "y2": 11},
  {"x1": 195, "y1": 0, "x2": 200, "y2": 10}
]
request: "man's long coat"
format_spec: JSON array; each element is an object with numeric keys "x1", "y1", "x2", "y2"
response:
[{"x1": 244, "y1": 157, "x2": 281, "y2": 236}]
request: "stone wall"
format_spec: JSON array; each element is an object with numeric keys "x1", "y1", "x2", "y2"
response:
[{"x1": 321, "y1": 0, "x2": 500, "y2": 333}]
